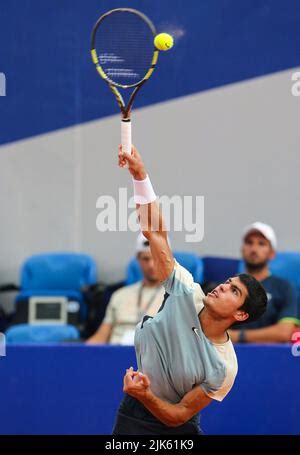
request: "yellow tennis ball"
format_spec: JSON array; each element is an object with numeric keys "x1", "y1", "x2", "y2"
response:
[{"x1": 154, "y1": 33, "x2": 174, "y2": 51}]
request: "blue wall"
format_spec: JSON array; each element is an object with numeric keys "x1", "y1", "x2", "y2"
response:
[
  {"x1": 0, "y1": 0, "x2": 299, "y2": 144},
  {"x1": 0, "y1": 345, "x2": 299, "y2": 435}
]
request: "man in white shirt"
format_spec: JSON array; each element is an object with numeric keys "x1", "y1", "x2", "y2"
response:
[{"x1": 86, "y1": 234, "x2": 165, "y2": 345}]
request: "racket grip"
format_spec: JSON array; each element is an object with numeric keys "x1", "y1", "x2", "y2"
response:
[{"x1": 121, "y1": 119, "x2": 132, "y2": 155}]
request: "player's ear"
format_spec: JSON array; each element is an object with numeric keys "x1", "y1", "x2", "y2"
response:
[{"x1": 234, "y1": 310, "x2": 249, "y2": 323}]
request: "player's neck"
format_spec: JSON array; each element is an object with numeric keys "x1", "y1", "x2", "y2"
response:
[
  {"x1": 245, "y1": 266, "x2": 270, "y2": 282},
  {"x1": 199, "y1": 308, "x2": 229, "y2": 344}
]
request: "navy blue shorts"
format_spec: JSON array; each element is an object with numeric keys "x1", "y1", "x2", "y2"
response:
[{"x1": 112, "y1": 394, "x2": 202, "y2": 435}]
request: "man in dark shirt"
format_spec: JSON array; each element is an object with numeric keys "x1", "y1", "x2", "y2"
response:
[{"x1": 229, "y1": 222, "x2": 298, "y2": 343}]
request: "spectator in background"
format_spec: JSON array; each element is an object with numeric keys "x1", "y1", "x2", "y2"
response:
[
  {"x1": 86, "y1": 233, "x2": 165, "y2": 345},
  {"x1": 229, "y1": 222, "x2": 298, "y2": 343}
]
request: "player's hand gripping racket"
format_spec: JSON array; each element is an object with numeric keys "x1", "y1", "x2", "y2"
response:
[{"x1": 91, "y1": 8, "x2": 158, "y2": 155}]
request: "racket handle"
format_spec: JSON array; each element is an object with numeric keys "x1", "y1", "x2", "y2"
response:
[{"x1": 121, "y1": 119, "x2": 132, "y2": 155}]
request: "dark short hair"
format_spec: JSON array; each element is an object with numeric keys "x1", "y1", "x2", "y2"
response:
[{"x1": 235, "y1": 273, "x2": 267, "y2": 324}]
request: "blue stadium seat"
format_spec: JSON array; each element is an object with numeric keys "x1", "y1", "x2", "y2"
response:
[
  {"x1": 202, "y1": 257, "x2": 240, "y2": 284},
  {"x1": 269, "y1": 252, "x2": 300, "y2": 295},
  {"x1": 16, "y1": 252, "x2": 97, "y2": 320},
  {"x1": 5, "y1": 324, "x2": 80, "y2": 343},
  {"x1": 126, "y1": 251, "x2": 204, "y2": 285}
]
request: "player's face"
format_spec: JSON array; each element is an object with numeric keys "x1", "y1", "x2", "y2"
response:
[
  {"x1": 137, "y1": 251, "x2": 159, "y2": 283},
  {"x1": 242, "y1": 232, "x2": 275, "y2": 268},
  {"x1": 204, "y1": 277, "x2": 249, "y2": 320}
]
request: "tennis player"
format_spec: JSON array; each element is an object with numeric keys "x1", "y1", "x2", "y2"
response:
[{"x1": 112, "y1": 145, "x2": 267, "y2": 435}]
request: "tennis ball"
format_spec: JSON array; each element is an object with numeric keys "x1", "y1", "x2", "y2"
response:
[{"x1": 154, "y1": 33, "x2": 174, "y2": 51}]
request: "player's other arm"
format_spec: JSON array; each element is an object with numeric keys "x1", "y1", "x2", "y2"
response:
[
  {"x1": 123, "y1": 368, "x2": 211, "y2": 427},
  {"x1": 139, "y1": 383, "x2": 212, "y2": 427},
  {"x1": 119, "y1": 145, "x2": 174, "y2": 282}
]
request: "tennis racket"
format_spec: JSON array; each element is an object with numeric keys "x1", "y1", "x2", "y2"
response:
[{"x1": 91, "y1": 8, "x2": 158, "y2": 154}]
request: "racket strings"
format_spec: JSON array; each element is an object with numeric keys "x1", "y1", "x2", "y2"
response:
[{"x1": 94, "y1": 11, "x2": 154, "y2": 87}]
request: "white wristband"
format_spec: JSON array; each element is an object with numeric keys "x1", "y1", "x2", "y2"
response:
[{"x1": 133, "y1": 175, "x2": 157, "y2": 205}]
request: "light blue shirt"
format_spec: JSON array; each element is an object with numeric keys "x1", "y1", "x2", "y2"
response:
[{"x1": 134, "y1": 260, "x2": 238, "y2": 403}]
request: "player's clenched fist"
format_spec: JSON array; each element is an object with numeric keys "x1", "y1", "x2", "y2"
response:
[
  {"x1": 123, "y1": 366, "x2": 151, "y2": 399},
  {"x1": 118, "y1": 145, "x2": 147, "y2": 181}
]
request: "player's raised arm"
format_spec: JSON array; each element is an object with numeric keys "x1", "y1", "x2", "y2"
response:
[{"x1": 119, "y1": 145, "x2": 174, "y2": 282}]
